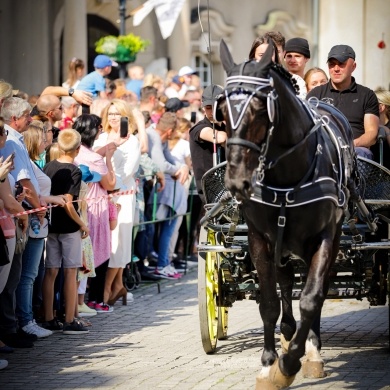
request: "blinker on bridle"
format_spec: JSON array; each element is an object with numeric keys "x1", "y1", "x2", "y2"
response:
[{"x1": 225, "y1": 74, "x2": 277, "y2": 171}]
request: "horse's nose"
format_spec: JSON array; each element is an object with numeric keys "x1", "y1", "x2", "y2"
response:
[{"x1": 226, "y1": 175, "x2": 252, "y2": 200}]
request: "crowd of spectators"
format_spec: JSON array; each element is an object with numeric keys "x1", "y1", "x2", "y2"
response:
[{"x1": 0, "y1": 57, "x2": 206, "y2": 371}]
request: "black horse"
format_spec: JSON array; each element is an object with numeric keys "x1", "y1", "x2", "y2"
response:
[{"x1": 217, "y1": 40, "x2": 356, "y2": 389}]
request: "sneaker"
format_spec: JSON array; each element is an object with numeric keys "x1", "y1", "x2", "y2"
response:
[
  {"x1": 87, "y1": 301, "x2": 96, "y2": 309},
  {"x1": 41, "y1": 318, "x2": 63, "y2": 332},
  {"x1": 63, "y1": 319, "x2": 89, "y2": 335},
  {"x1": 78, "y1": 303, "x2": 97, "y2": 317},
  {"x1": 22, "y1": 320, "x2": 52, "y2": 339},
  {"x1": 154, "y1": 266, "x2": 181, "y2": 279},
  {"x1": 168, "y1": 263, "x2": 185, "y2": 274},
  {"x1": 95, "y1": 302, "x2": 113, "y2": 313},
  {"x1": 0, "y1": 359, "x2": 8, "y2": 370}
]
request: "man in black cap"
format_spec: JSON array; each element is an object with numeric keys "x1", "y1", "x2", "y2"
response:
[
  {"x1": 307, "y1": 44, "x2": 379, "y2": 158},
  {"x1": 165, "y1": 97, "x2": 189, "y2": 118},
  {"x1": 189, "y1": 84, "x2": 226, "y2": 202},
  {"x1": 284, "y1": 37, "x2": 311, "y2": 98}
]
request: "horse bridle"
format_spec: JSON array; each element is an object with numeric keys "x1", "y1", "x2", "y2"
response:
[{"x1": 225, "y1": 74, "x2": 277, "y2": 157}]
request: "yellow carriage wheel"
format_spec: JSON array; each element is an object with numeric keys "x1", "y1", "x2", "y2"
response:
[{"x1": 198, "y1": 226, "x2": 220, "y2": 354}]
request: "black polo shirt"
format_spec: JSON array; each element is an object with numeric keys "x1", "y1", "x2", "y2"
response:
[
  {"x1": 307, "y1": 77, "x2": 379, "y2": 139},
  {"x1": 189, "y1": 117, "x2": 226, "y2": 200}
]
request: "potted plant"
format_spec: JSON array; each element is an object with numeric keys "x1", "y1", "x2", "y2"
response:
[{"x1": 95, "y1": 33, "x2": 150, "y2": 63}]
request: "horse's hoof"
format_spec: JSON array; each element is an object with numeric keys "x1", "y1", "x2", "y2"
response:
[
  {"x1": 256, "y1": 359, "x2": 296, "y2": 390},
  {"x1": 302, "y1": 359, "x2": 326, "y2": 378},
  {"x1": 280, "y1": 334, "x2": 290, "y2": 354}
]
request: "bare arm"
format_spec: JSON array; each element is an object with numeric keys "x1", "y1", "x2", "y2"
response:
[
  {"x1": 133, "y1": 108, "x2": 148, "y2": 153},
  {"x1": 19, "y1": 178, "x2": 43, "y2": 211},
  {"x1": 353, "y1": 114, "x2": 379, "y2": 148},
  {"x1": 40, "y1": 86, "x2": 93, "y2": 106},
  {"x1": 99, "y1": 143, "x2": 117, "y2": 191},
  {"x1": 199, "y1": 126, "x2": 227, "y2": 144},
  {"x1": 40, "y1": 195, "x2": 67, "y2": 206},
  {"x1": 63, "y1": 194, "x2": 89, "y2": 239}
]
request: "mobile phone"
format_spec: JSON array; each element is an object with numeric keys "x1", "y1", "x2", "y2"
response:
[
  {"x1": 120, "y1": 116, "x2": 129, "y2": 138},
  {"x1": 15, "y1": 181, "x2": 23, "y2": 197},
  {"x1": 190, "y1": 111, "x2": 196, "y2": 124},
  {"x1": 9, "y1": 152, "x2": 15, "y2": 162}
]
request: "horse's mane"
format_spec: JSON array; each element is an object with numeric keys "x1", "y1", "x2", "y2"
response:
[{"x1": 270, "y1": 63, "x2": 300, "y2": 95}]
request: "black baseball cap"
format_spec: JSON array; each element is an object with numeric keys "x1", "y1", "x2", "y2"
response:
[
  {"x1": 165, "y1": 98, "x2": 189, "y2": 113},
  {"x1": 202, "y1": 84, "x2": 224, "y2": 106},
  {"x1": 327, "y1": 45, "x2": 356, "y2": 63}
]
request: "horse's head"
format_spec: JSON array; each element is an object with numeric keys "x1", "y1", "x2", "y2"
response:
[{"x1": 218, "y1": 40, "x2": 276, "y2": 200}]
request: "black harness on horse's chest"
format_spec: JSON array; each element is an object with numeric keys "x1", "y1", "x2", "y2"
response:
[{"x1": 250, "y1": 116, "x2": 348, "y2": 209}]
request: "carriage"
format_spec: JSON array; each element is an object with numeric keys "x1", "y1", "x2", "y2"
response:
[{"x1": 197, "y1": 39, "x2": 390, "y2": 389}]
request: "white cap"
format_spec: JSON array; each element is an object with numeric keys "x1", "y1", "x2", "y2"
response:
[{"x1": 178, "y1": 66, "x2": 196, "y2": 77}]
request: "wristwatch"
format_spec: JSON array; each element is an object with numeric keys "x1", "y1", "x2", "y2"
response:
[{"x1": 68, "y1": 88, "x2": 75, "y2": 97}]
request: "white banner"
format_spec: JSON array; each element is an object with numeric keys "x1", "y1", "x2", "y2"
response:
[{"x1": 133, "y1": 0, "x2": 186, "y2": 40}]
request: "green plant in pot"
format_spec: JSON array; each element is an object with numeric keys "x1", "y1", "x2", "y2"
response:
[{"x1": 95, "y1": 33, "x2": 150, "y2": 63}]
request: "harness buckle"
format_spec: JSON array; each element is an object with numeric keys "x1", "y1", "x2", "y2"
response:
[{"x1": 278, "y1": 216, "x2": 286, "y2": 227}]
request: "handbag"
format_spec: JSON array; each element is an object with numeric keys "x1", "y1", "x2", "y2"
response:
[
  {"x1": 15, "y1": 223, "x2": 28, "y2": 254},
  {"x1": 28, "y1": 217, "x2": 49, "y2": 239}
]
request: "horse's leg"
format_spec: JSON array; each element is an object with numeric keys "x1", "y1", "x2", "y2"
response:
[
  {"x1": 278, "y1": 234, "x2": 337, "y2": 378},
  {"x1": 250, "y1": 231, "x2": 296, "y2": 390},
  {"x1": 276, "y1": 260, "x2": 296, "y2": 354}
]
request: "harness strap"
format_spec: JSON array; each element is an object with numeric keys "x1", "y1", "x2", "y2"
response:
[
  {"x1": 227, "y1": 138, "x2": 261, "y2": 153},
  {"x1": 266, "y1": 122, "x2": 322, "y2": 171},
  {"x1": 274, "y1": 203, "x2": 287, "y2": 267}
]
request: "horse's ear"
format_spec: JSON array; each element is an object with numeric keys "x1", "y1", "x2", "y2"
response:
[
  {"x1": 259, "y1": 38, "x2": 274, "y2": 66},
  {"x1": 220, "y1": 39, "x2": 236, "y2": 73}
]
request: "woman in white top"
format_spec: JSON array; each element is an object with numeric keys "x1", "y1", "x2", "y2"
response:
[
  {"x1": 95, "y1": 100, "x2": 142, "y2": 305},
  {"x1": 15, "y1": 120, "x2": 66, "y2": 338}
]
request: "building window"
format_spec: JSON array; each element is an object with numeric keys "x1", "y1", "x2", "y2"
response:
[{"x1": 194, "y1": 54, "x2": 211, "y2": 88}]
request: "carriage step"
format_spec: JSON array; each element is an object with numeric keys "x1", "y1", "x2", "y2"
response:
[
  {"x1": 197, "y1": 245, "x2": 243, "y2": 253},
  {"x1": 346, "y1": 241, "x2": 390, "y2": 250}
]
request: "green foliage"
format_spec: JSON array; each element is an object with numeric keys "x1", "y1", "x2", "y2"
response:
[{"x1": 95, "y1": 33, "x2": 150, "y2": 63}]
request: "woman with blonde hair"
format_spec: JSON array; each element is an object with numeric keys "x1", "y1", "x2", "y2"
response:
[
  {"x1": 95, "y1": 99, "x2": 142, "y2": 306},
  {"x1": 304, "y1": 67, "x2": 328, "y2": 93}
]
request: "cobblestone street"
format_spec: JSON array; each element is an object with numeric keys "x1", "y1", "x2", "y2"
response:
[{"x1": 1, "y1": 266, "x2": 389, "y2": 390}]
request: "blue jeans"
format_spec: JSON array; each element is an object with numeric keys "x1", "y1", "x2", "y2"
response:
[
  {"x1": 157, "y1": 217, "x2": 177, "y2": 269},
  {"x1": 16, "y1": 237, "x2": 45, "y2": 327}
]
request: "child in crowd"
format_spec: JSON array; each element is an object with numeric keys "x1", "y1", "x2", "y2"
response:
[
  {"x1": 76, "y1": 165, "x2": 101, "y2": 320},
  {"x1": 76, "y1": 55, "x2": 118, "y2": 99},
  {"x1": 42, "y1": 129, "x2": 90, "y2": 334}
]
